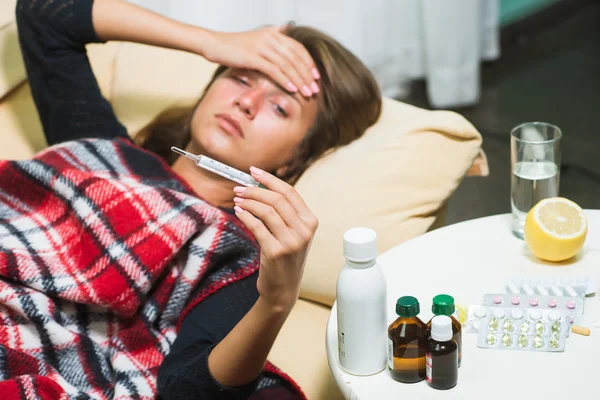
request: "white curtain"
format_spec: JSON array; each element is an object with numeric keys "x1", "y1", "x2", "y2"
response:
[{"x1": 131, "y1": 0, "x2": 499, "y2": 108}]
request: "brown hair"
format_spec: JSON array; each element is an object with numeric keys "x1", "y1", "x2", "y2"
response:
[{"x1": 135, "y1": 26, "x2": 382, "y2": 185}]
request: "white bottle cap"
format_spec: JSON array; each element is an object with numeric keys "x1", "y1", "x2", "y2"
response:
[
  {"x1": 343, "y1": 227, "x2": 377, "y2": 263},
  {"x1": 431, "y1": 315, "x2": 453, "y2": 342}
]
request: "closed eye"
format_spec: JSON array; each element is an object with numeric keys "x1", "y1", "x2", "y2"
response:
[
  {"x1": 234, "y1": 76, "x2": 250, "y2": 86},
  {"x1": 274, "y1": 104, "x2": 288, "y2": 118}
]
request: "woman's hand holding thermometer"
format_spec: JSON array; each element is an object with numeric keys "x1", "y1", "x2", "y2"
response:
[
  {"x1": 171, "y1": 146, "x2": 318, "y2": 311},
  {"x1": 232, "y1": 166, "x2": 319, "y2": 312},
  {"x1": 171, "y1": 147, "x2": 319, "y2": 313}
]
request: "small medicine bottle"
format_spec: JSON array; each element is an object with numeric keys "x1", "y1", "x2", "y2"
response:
[
  {"x1": 426, "y1": 315, "x2": 458, "y2": 390},
  {"x1": 387, "y1": 296, "x2": 428, "y2": 383},
  {"x1": 426, "y1": 294, "x2": 462, "y2": 367}
]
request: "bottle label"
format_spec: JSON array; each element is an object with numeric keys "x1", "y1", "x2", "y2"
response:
[
  {"x1": 338, "y1": 332, "x2": 346, "y2": 362},
  {"x1": 387, "y1": 338, "x2": 393, "y2": 369},
  {"x1": 338, "y1": 308, "x2": 346, "y2": 363},
  {"x1": 426, "y1": 353, "x2": 432, "y2": 383}
]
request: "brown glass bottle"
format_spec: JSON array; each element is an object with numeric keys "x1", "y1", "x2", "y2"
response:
[
  {"x1": 426, "y1": 294, "x2": 462, "y2": 367},
  {"x1": 426, "y1": 316, "x2": 458, "y2": 390},
  {"x1": 387, "y1": 296, "x2": 428, "y2": 383}
]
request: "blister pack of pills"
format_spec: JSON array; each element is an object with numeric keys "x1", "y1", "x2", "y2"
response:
[
  {"x1": 472, "y1": 306, "x2": 569, "y2": 352},
  {"x1": 482, "y1": 293, "x2": 583, "y2": 324},
  {"x1": 505, "y1": 276, "x2": 596, "y2": 297}
]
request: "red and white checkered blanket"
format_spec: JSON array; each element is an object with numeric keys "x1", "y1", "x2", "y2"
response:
[{"x1": 0, "y1": 138, "x2": 304, "y2": 399}]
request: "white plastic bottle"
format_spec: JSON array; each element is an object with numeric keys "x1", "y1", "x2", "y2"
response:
[{"x1": 336, "y1": 227, "x2": 387, "y2": 375}]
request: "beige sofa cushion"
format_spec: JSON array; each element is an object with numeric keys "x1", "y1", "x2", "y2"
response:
[
  {"x1": 0, "y1": 39, "x2": 121, "y2": 160},
  {"x1": 111, "y1": 42, "x2": 218, "y2": 134},
  {"x1": 0, "y1": 13, "x2": 26, "y2": 99},
  {"x1": 296, "y1": 100, "x2": 482, "y2": 306},
  {"x1": 268, "y1": 298, "x2": 343, "y2": 400},
  {"x1": 0, "y1": 83, "x2": 45, "y2": 158},
  {"x1": 0, "y1": 0, "x2": 16, "y2": 29}
]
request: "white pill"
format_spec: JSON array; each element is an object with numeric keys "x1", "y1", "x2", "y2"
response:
[
  {"x1": 529, "y1": 309, "x2": 543, "y2": 320},
  {"x1": 593, "y1": 320, "x2": 600, "y2": 328},
  {"x1": 474, "y1": 307, "x2": 488, "y2": 319},
  {"x1": 493, "y1": 308, "x2": 506, "y2": 319},
  {"x1": 536, "y1": 284, "x2": 549, "y2": 296},
  {"x1": 507, "y1": 282, "x2": 520, "y2": 294},
  {"x1": 550, "y1": 285, "x2": 564, "y2": 297},
  {"x1": 522, "y1": 283, "x2": 535, "y2": 296},
  {"x1": 548, "y1": 311, "x2": 561, "y2": 322},
  {"x1": 472, "y1": 320, "x2": 481, "y2": 332},
  {"x1": 564, "y1": 285, "x2": 578, "y2": 297},
  {"x1": 511, "y1": 309, "x2": 524, "y2": 320}
]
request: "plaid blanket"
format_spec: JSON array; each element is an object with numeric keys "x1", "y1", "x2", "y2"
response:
[{"x1": 0, "y1": 138, "x2": 304, "y2": 399}]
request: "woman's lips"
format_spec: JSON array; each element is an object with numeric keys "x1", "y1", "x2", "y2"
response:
[{"x1": 215, "y1": 114, "x2": 244, "y2": 138}]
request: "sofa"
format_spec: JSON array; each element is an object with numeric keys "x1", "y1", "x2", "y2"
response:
[{"x1": 0, "y1": 1, "x2": 487, "y2": 398}]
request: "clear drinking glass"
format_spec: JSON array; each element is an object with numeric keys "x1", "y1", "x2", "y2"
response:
[{"x1": 510, "y1": 122, "x2": 562, "y2": 238}]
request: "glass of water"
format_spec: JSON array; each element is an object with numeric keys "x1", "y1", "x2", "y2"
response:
[{"x1": 511, "y1": 122, "x2": 562, "y2": 238}]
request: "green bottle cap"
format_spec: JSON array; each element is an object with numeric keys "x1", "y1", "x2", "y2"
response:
[
  {"x1": 432, "y1": 294, "x2": 455, "y2": 316},
  {"x1": 396, "y1": 296, "x2": 420, "y2": 317}
]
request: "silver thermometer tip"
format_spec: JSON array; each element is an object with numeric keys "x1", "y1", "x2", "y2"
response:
[{"x1": 171, "y1": 146, "x2": 200, "y2": 163}]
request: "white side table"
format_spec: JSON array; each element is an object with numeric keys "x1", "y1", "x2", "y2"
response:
[{"x1": 326, "y1": 212, "x2": 600, "y2": 399}]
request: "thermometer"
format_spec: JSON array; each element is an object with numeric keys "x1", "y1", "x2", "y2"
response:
[{"x1": 171, "y1": 147, "x2": 267, "y2": 189}]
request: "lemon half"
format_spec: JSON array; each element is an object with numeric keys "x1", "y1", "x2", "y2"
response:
[{"x1": 524, "y1": 197, "x2": 587, "y2": 262}]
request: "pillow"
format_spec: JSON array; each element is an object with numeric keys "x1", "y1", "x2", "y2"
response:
[
  {"x1": 0, "y1": 40, "x2": 121, "y2": 160},
  {"x1": 110, "y1": 43, "x2": 218, "y2": 134},
  {"x1": 107, "y1": 43, "x2": 483, "y2": 307},
  {"x1": 0, "y1": 1, "x2": 25, "y2": 100},
  {"x1": 295, "y1": 99, "x2": 482, "y2": 306}
]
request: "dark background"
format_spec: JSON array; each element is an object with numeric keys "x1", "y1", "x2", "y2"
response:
[{"x1": 401, "y1": 0, "x2": 600, "y2": 225}]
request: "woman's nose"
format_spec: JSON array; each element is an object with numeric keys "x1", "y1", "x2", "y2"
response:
[{"x1": 236, "y1": 88, "x2": 264, "y2": 119}]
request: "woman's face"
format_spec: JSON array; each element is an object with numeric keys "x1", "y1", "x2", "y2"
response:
[{"x1": 188, "y1": 68, "x2": 319, "y2": 175}]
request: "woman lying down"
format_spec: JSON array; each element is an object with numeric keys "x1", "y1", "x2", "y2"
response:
[{"x1": 0, "y1": 0, "x2": 381, "y2": 398}]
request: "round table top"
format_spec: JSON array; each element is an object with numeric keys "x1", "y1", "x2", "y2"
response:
[{"x1": 326, "y1": 211, "x2": 600, "y2": 399}]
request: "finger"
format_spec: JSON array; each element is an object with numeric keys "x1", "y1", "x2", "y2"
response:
[
  {"x1": 234, "y1": 197, "x2": 292, "y2": 242},
  {"x1": 275, "y1": 24, "x2": 289, "y2": 33},
  {"x1": 235, "y1": 186, "x2": 306, "y2": 234},
  {"x1": 268, "y1": 35, "x2": 317, "y2": 94},
  {"x1": 251, "y1": 56, "x2": 300, "y2": 95},
  {"x1": 276, "y1": 34, "x2": 320, "y2": 81},
  {"x1": 234, "y1": 205, "x2": 280, "y2": 248},
  {"x1": 259, "y1": 45, "x2": 312, "y2": 97},
  {"x1": 248, "y1": 166, "x2": 315, "y2": 224}
]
